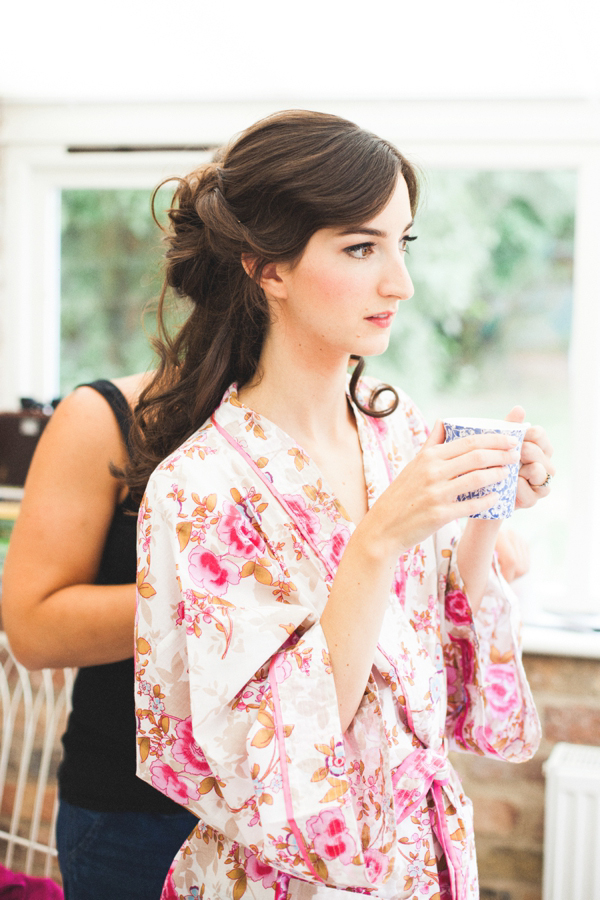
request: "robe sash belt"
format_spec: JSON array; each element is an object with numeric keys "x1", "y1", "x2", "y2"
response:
[{"x1": 392, "y1": 749, "x2": 465, "y2": 900}]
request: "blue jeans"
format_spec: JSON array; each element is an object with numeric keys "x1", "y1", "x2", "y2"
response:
[{"x1": 56, "y1": 799, "x2": 197, "y2": 900}]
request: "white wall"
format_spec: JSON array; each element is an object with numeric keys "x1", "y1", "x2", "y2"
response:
[{"x1": 1, "y1": 0, "x2": 598, "y2": 104}]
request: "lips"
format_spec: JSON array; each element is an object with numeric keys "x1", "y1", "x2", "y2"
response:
[{"x1": 366, "y1": 312, "x2": 395, "y2": 328}]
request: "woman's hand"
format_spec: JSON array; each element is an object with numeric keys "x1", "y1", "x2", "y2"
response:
[
  {"x1": 362, "y1": 420, "x2": 521, "y2": 557},
  {"x1": 505, "y1": 406, "x2": 555, "y2": 509},
  {"x1": 495, "y1": 527, "x2": 531, "y2": 582}
]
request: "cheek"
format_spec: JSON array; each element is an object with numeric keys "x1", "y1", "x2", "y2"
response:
[{"x1": 299, "y1": 263, "x2": 366, "y2": 308}]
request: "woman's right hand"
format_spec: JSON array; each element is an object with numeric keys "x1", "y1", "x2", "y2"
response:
[{"x1": 361, "y1": 420, "x2": 521, "y2": 558}]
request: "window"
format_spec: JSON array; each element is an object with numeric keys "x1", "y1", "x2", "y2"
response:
[{"x1": 2, "y1": 100, "x2": 599, "y2": 623}]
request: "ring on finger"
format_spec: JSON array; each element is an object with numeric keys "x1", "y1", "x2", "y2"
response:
[{"x1": 535, "y1": 472, "x2": 553, "y2": 488}]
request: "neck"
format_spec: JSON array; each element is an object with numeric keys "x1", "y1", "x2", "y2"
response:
[{"x1": 237, "y1": 334, "x2": 355, "y2": 448}]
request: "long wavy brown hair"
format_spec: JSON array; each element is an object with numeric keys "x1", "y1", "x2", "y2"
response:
[{"x1": 126, "y1": 109, "x2": 419, "y2": 502}]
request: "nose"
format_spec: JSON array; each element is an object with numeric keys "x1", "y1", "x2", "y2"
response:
[{"x1": 378, "y1": 253, "x2": 414, "y2": 303}]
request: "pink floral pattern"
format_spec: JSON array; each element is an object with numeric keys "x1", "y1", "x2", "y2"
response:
[
  {"x1": 445, "y1": 589, "x2": 473, "y2": 626},
  {"x1": 364, "y1": 847, "x2": 388, "y2": 884},
  {"x1": 217, "y1": 500, "x2": 266, "y2": 558},
  {"x1": 188, "y1": 547, "x2": 240, "y2": 596},
  {"x1": 172, "y1": 717, "x2": 213, "y2": 776},
  {"x1": 136, "y1": 378, "x2": 541, "y2": 900},
  {"x1": 149, "y1": 761, "x2": 200, "y2": 806},
  {"x1": 282, "y1": 494, "x2": 321, "y2": 538},
  {"x1": 319, "y1": 523, "x2": 351, "y2": 570},
  {"x1": 485, "y1": 663, "x2": 520, "y2": 716},
  {"x1": 160, "y1": 866, "x2": 178, "y2": 900},
  {"x1": 306, "y1": 810, "x2": 357, "y2": 864},
  {"x1": 244, "y1": 848, "x2": 278, "y2": 888}
]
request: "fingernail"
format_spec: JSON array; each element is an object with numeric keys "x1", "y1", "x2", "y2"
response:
[{"x1": 507, "y1": 436, "x2": 519, "y2": 446}]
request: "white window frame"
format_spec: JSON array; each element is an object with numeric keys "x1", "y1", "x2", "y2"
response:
[{"x1": 1, "y1": 99, "x2": 600, "y2": 637}]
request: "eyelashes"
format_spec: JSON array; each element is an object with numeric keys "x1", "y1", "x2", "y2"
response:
[
  {"x1": 344, "y1": 235, "x2": 418, "y2": 259},
  {"x1": 345, "y1": 242, "x2": 375, "y2": 259}
]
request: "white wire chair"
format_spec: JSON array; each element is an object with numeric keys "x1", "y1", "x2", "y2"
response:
[{"x1": 0, "y1": 631, "x2": 74, "y2": 879}]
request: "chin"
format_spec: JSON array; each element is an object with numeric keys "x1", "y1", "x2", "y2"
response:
[{"x1": 352, "y1": 338, "x2": 392, "y2": 359}]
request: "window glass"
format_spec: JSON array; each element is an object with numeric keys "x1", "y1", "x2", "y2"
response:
[{"x1": 60, "y1": 187, "x2": 178, "y2": 395}]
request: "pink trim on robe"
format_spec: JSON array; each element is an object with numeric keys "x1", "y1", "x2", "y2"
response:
[{"x1": 268, "y1": 655, "x2": 325, "y2": 884}]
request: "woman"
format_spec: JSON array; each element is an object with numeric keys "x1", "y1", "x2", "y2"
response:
[
  {"x1": 137, "y1": 111, "x2": 548, "y2": 898},
  {"x1": 2, "y1": 375, "x2": 198, "y2": 899}
]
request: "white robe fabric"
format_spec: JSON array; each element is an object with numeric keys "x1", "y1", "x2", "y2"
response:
[{"x1": 135, "y1": 379, "x2": 541, "y2": 900}]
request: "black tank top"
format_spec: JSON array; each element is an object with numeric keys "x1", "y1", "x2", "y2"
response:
[{"x1": 58, "y1": 380, "x2": 183, "y2": 813}]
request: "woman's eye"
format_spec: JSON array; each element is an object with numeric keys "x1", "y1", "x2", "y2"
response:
[
  {"x1": 345, "y1": 243, "x2": 374, "y2": 259},
  {"x1": 400, "y1": 235, "x2": 418, "y2": 253}
]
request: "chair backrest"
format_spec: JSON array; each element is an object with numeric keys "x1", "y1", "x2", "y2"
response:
[{"x1": 0, "y1": 632, "x2": 74, "y2": 879}]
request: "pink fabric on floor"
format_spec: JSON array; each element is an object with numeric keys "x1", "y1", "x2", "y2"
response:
[{"x1": 0, "y1": 863, "x2": 64, "y2": 899}]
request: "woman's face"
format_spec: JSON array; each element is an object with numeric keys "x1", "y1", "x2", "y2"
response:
[{"x1": 263, "y1": 175, "x2": 415, "y2": 364}]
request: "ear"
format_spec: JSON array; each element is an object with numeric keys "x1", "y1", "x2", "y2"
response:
[{"x1": 241, "y1": 255, "x2": 288, "y2": 301}]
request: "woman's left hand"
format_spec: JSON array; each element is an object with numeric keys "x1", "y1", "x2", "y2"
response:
[
  {"x1": 505, "y1": 406, "x2": 555, "y2": 509},
  {"x1": 495, "y1": 527, "x2": 531, "y2": 582}
]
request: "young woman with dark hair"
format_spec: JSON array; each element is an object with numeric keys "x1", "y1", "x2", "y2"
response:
[{"x1": 129, "y1": 109, "x2": 551, "y2": 899}]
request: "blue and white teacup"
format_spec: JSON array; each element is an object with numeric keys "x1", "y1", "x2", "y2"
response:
[{"x1": 442, "y1": 417, "x2": 529, "y2": 519}]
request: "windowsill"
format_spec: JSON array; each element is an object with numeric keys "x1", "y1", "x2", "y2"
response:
[
  {"x1": 523, "y1": 622, "x2": 600, "y2": 660},
  {"x1": 513, "y1": 576, "x2": 600, "y2": 660}
]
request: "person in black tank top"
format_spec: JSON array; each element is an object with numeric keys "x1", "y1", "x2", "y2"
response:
[{"x1": 3, "y1": 378, "x2": 196, "y2": 899}]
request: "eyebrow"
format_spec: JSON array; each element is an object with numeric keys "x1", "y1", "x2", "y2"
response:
[{"x1": 337, "y1": 220, "x2": 414, "y2": 238}]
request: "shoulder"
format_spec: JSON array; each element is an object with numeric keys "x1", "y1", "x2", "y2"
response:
[
  {"x1": 145, "y1": 418, "x2": 229, "y2": 501},
  {"x1": 45, "y1": 385, "x2": 123, "y2": 455},
  {"x1": 111, "y1": 371, "x2": 154, "y2": 409},
  {"x1": 37, "y1": 373, "x2": 150, "y2": 481},
  {"x1": 21, "y1": 384, "x2": 129, "y2": 517},
  {"x1": 55, "y1": 371, "x2": 152, "y2": 450}
]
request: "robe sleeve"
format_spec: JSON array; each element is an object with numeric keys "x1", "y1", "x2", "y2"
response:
[
  {"x1": 435, "y1": 521, "x2": 541, "y2": 760},
  {"x1": 385, "y1": 387, "x2": 541, "y2": 762},
  {"x1": 135, "y1": 466, "x2": 398, "y2": 892}
]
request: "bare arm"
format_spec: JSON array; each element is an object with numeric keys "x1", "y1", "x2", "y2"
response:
[{"x1": 2, "y1": 384, "x2": 138, "y2": 670}]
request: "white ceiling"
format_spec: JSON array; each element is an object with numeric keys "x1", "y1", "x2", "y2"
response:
[{"x1": 1, "y1": 0, "x2": 598, "y2": 103}]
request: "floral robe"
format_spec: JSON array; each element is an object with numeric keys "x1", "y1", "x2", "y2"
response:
[{"x1": 135, "y1": 379, "x2": 541, "y2": 900}]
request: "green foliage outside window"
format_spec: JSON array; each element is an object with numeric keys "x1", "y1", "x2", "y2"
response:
[{"x1": 60, "y1": 188, "x2": 177, "y2": 394}]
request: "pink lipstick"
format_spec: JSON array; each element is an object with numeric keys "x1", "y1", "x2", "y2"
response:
[{"x1": 366, "y1": 312, "x2": 395, "y2": 328}]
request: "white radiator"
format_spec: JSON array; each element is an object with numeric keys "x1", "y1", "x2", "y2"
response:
[{"x1": 543, "y1": 742, "x2": 600, "y2": 900}]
